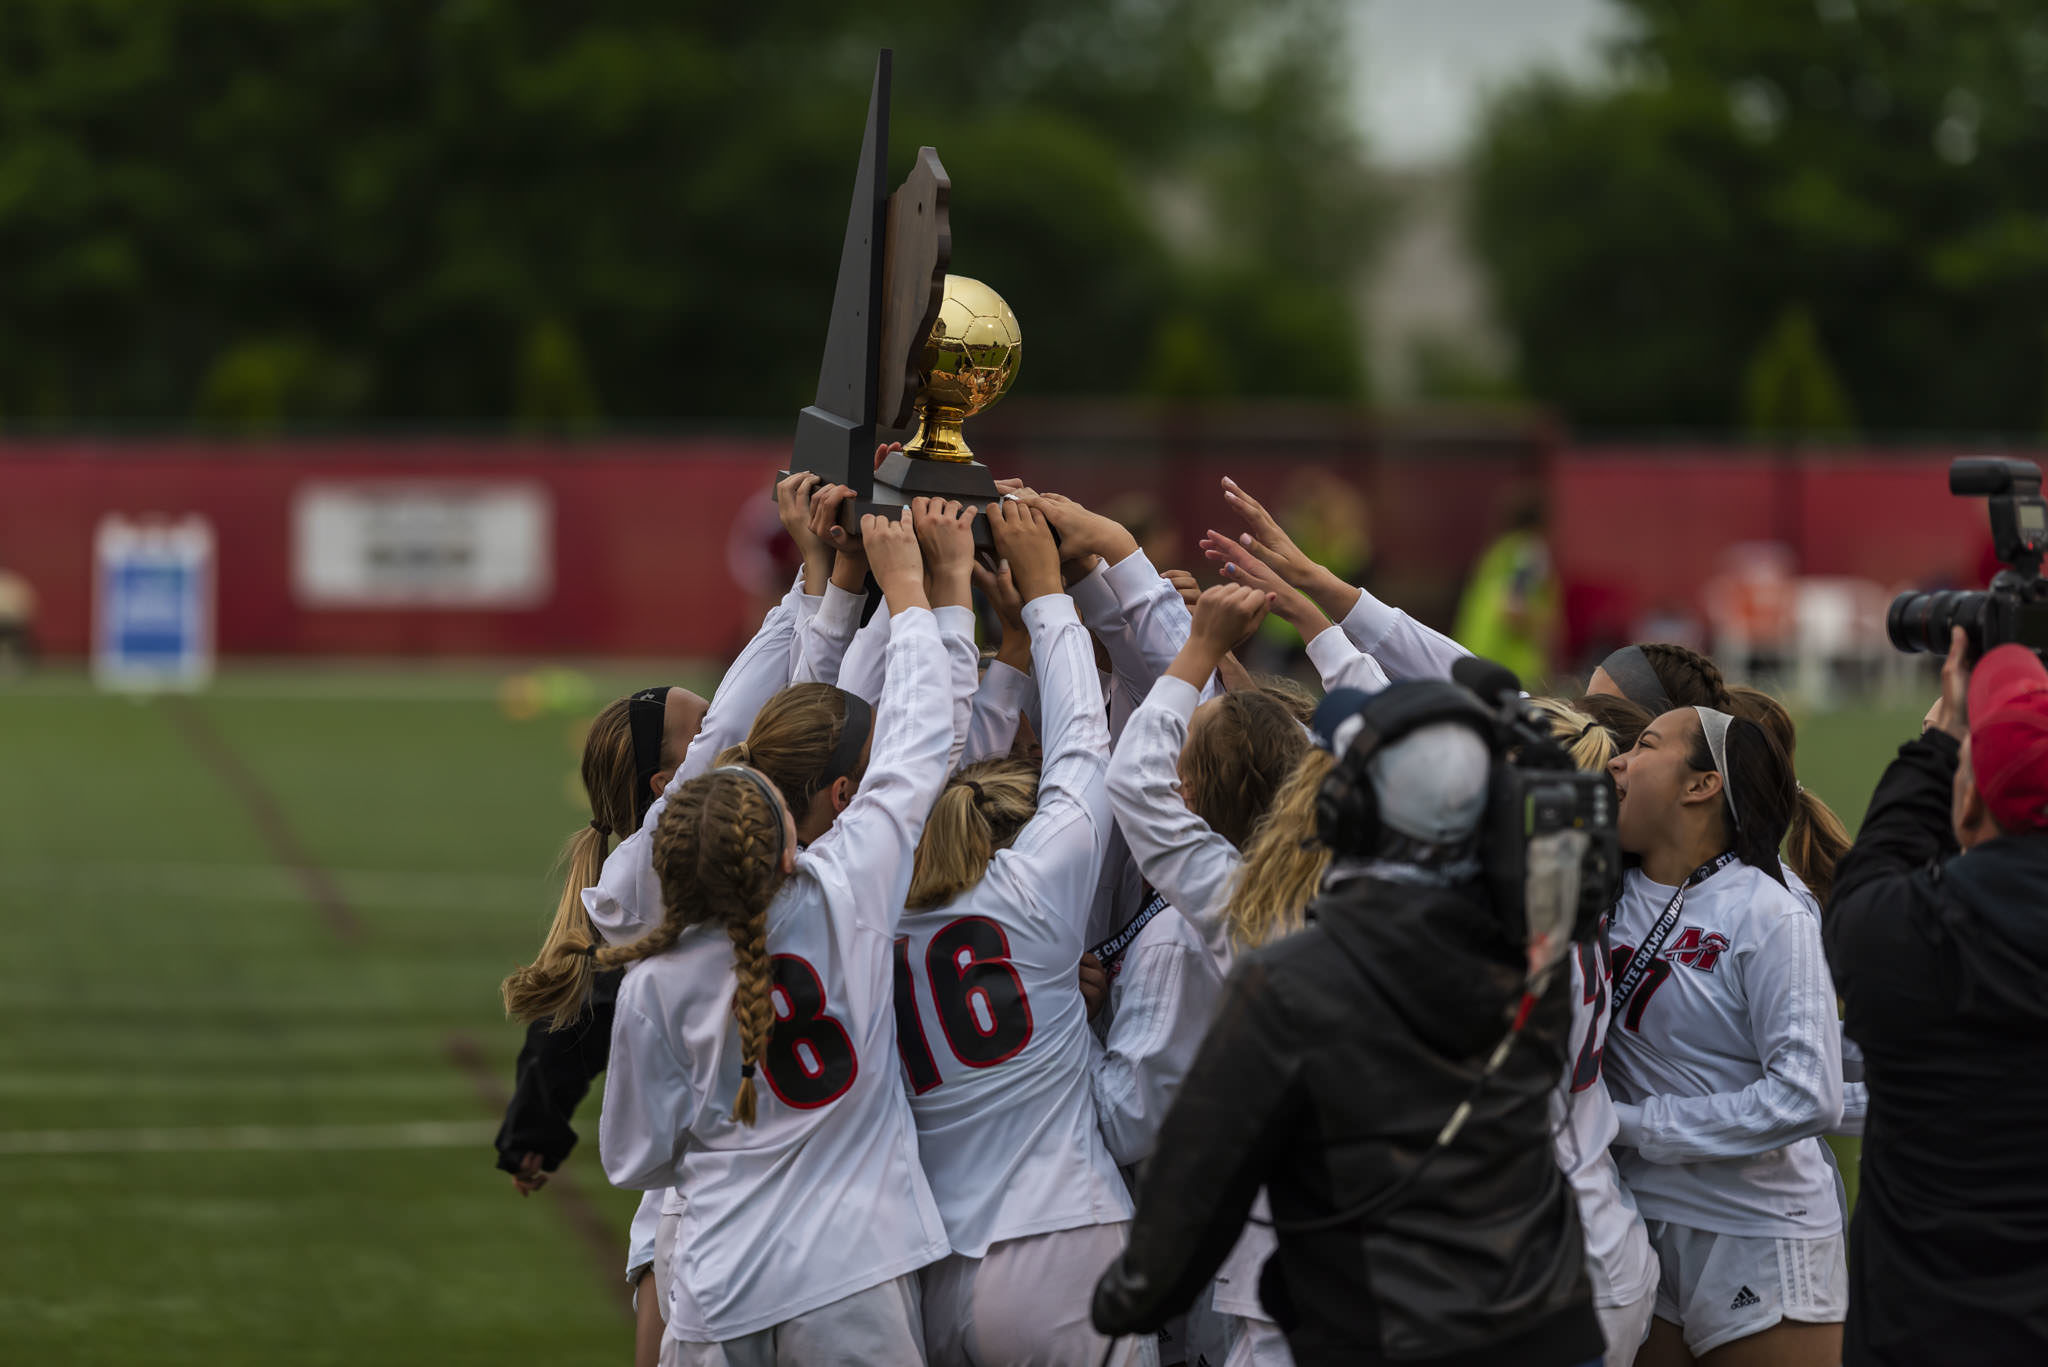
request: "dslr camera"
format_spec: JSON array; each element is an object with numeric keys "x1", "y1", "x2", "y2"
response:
[{"x1": 1888, "y1": 457, "x2": 2048, "y2": 660}]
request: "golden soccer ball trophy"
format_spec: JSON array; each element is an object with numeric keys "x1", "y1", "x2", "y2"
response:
[{"x1": 902, "y1": 275, "x2": 1023, "y2": 465}]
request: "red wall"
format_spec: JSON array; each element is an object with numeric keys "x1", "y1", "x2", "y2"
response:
[{"x1": 0, "y1": 438, "x2": 2017, "y2": 658}]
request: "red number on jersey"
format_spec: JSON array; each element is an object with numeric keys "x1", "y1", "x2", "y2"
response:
[
  {"x1": 892, "y1": 936, "x2": 944, "y2": 1094},
  {"x1": 761, "y1": 954, "x2": 858, "y2": 1109},
  {"x1": 1568, "y1": 937, "x2": 1609, "y2": 1093}
]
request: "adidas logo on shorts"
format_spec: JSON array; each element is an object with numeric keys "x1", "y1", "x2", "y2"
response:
[{"x1": 1730, "y1": 1284, "x2": 1763, "y2": 1311}]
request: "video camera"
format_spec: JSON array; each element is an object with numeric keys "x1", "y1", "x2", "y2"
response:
[
  {"x1": 1451, "y1": 658, "x2": 1622, "y2": 949},
  {"x1": 1887, "y1": 457, "x2": 2048, "y2": 660},
  {"x1": 1317, "y1": 659, "x2": 1619, "y2": 949}
]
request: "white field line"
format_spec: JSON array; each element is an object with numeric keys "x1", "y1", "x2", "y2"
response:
[
  {"x1": 0, "y1": 1119, "x2": 495, "y2": 1156},
  {"x1": 0, "y1": 860, "x2": 541, "y2": 911}
]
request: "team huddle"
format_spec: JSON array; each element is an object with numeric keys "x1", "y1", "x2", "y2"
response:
[{"x1": 496, "y1": 465, "x2": 1860, "y2": 1367}]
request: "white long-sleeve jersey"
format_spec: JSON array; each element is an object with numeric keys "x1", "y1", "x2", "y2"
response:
[
  {"x1": 791, "y1": 580, "x2": 865, "y2": 686},
  {"x1": 961, "y1": 658, "x2": 1034, "y2": 767},
  {"x1": 1091, "y1": 902, "x2": 1225, "y2": 1168},
  {"x1": 1303, "y1": 624, "x2": 1392, "y2": 695},
  {"x1": 1337, "y1": 585, "x2": 1470, "y2": 681},
  {"x1": 597, "y1": 607, "x2": 958, "y2": 1341},
  {"x1": 1106, "y1": 675, "x2": 1243, "y2": 971},
  {"x1": 1605, "y1": 860, "x2": 1846, "y2": 1239},
  {"x1": 1552, "y1": 932, "x2": 1658, "y2": 1310},
  {"x1": 586, "y1": 591, "x2": 973, "y2": 945},
  {"x1": 585, "y1": 575, "x2": 810, "y2": 944},
  {"x1": 896, "y1": 594, "x2": 1132, "y2": 1257}
]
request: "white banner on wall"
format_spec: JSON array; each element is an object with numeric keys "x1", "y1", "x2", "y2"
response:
[{"x1": 292, "y1": 482, "x2": 552, "y2": 608}]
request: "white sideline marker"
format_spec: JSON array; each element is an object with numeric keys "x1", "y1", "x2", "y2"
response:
[{"x1": 0, "y1": 1120, "x2": 494, "y2": 1157}]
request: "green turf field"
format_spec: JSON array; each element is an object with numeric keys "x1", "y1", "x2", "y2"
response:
[{"x1": 0, "y1": 664, "x2": 1922, "y2": 1364}]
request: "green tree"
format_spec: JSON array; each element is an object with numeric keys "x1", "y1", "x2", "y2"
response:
[
  {"x1": 1742, "y1": 305, "x2": 1856, "y2": 440},
  {"x1": 1469, "y1": 0, "x2": 2048, "y2": 435},
  {"x1": 0, "y1": 0, "x2": 1380, "y2": 425}
]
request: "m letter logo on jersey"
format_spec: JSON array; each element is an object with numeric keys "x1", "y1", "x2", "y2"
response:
[{"x1": 1667, "y1": 926, "x2": 1730, "y2": 973}]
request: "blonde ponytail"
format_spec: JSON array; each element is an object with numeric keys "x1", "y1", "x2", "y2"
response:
[
  {"x1": 906, "y1": 761, "x2": 1039, "y2": 910},
  {"x1": 503, "y1": 698, "x2": 639, "y2": 1028},
  {"x1": 1224, "y1": 749, "x2": 1335, "y2": 951}
]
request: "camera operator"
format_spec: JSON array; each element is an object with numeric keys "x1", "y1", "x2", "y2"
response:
[
  {"x1": 1826, "y1": 628, "x2": 2048, "y2": 1367},
  {"x1": 1090, "y1": 683, "x2": 1604, "y2": 1367}
]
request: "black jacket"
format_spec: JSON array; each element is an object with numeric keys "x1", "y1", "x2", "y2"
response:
[
  {"x1": 1827, "y1": 732, "x2": 2048, "y2": 1367},
  {"x1": 493, "y1": 968, "x2": 620, "y2": 1174},
  {"x1": 1091, "y1": 866, "x2": 1602, "y2": 1367}
]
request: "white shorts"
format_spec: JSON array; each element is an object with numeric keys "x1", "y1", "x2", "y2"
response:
[
  {"x1": 1594, "y1": 1284, "x2": 1654, "y2": 1367},
  {"x1": 660, "y1": 1272, "x2": 923, "y2": 1367},
  {"x1": 920, "y1": 1221, "x2": 1157, "y2": 1367},
  {"x1": 1645, "y1": 1220, "x2": 1847, "y2": 1357}
]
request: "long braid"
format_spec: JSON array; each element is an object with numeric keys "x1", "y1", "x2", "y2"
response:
[{"x1": 726, "y1": 903, "x2": 774, "y2": 1124}]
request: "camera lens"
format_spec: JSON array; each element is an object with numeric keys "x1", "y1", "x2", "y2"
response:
[{"x1": 1887, "y1": 589, "x2": 1985, "y2": 653}]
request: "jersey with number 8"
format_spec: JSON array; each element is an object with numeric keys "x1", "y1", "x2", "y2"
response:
[
  {"x1": 894, "y1": 593, "x2": 1133, "y2": 1259},
  {"x1": 598, "y1": 609, "x2": 961, "y2": 1343}
]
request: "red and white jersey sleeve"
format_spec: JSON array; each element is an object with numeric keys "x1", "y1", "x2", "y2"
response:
[
  {"x1": 790, "y1": 580, "x2": 865, "y2": 686},
  {"x1": 1604, "y1": 862, "x2": 1846, "y2": 1238},
  {"x1": 597, "y1": 606, "x2": 960, "y2": 1342},
  {"x1": 1338, "y1": 585, "x2": 1470, "y2": 682},
  {"x1": 1551, "y1": 932, "x2": 1657, "y2": 1310},
  {"x1": 584, "y1": 576, "x2": 806, "y2": 945},
  {"x1": 1092, "y1": 905, "x2": 1225, "y2": 1168},
  {"x1": 1303, "y1": 624, "x2": 1392, "y2": 694},
  {"x1": 1106, "y1": 676, "x2": 1243, "y2": 971},
  {"x1": 895, "y1": 594, "x2": 1132, "y2": 1258}
]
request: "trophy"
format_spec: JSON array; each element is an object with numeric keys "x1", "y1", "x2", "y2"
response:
[{"x1": 786, "y1": 50, "x2": 1020, "y2": 546}]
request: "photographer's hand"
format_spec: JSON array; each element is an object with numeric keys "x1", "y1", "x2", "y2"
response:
[{"x1": 1925, "y1": 627, "x2": 1972, "y2": 741}]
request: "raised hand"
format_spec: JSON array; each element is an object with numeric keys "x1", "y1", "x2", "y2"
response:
[
  {"x1": 1201, "y1": 529, "x2": 1330, "y2": 637},
  {"x1": 1191, "y1": 583, "x2": 1273, "y2": 655},
  {"x1": 873, "y1": 440, "x2": 903, "y2": 471},
  {"x1": 1160, "y1": 567, "x2": 1200, "y2": 612},
  {"x1": 777, "y1": 472, "x2": 828, "y2": 591},
  {"x1": 808, "y1": 483, "x2": 869, "y2": 591},
  {"x1": 862, "y1": 508, "x2": 928, "y2": 613},
  {"x1": 1166, "y1": 583, "x2": 1273, "y2": 691},
  {"x1": 986, "y1": 498, "x2": 1064, "y2": 604},
  {"x1": 912, "y1": 497, "x2": 978, "y2": 609},
  {"x1": 1220, "y1": 476, "x2": 1364, "y2": 623},
  {"x1": 972, "y1": 559, "x2": 1032, "y2": 669},
  {"x1": 1028, "y1": 491, "x2": 1139, "y2": 568}
]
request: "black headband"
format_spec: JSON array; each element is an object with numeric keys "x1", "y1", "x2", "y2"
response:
[
  {"x1": 712, "y1": 765, "x2": 789, "y2": 857},
  {"x1": 627, "y1": 686, "x2": 675, "y2": 825},
  {"x1": 821, "y1": 689, "x2": 874, "y2": 787},
  {"x1": 1598, "y1": 646, "x2": 1673, "y2": 717}
]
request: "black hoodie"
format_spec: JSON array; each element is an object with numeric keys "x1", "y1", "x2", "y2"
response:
[
  {"x1": 1092, "y1": 866, "x2": 1602, "y2": 1367},
  {"x1": 1827, "y1": 731, "x2": 2048, "y2": 1367}
]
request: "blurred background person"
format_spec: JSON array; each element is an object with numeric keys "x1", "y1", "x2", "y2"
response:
[{"x1": 1453, "y1": 493, "x2": 1557, "y2": 690}]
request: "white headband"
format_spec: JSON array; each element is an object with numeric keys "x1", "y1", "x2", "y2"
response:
[{"x1": 1693, "y1": 706, "x2": 1740, "y2": 831}]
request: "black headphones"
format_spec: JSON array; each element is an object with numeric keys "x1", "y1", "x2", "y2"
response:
[{"x1": 1315, "y1": 680, "x2": 1500, "y2": 858}]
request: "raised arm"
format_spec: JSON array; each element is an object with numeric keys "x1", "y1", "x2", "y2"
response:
[
  {"x1": 989, "y1": 499, "x2": 1113, "y2": 923},
  {"x1": 1105, "y1": 587, "x2": 1275, "y2": 960},
  {"x1": 584, "y1": 571, "x2": 806, "y2": 943},
  {"x1": 1220, "y1": 475, "x2": 1467, "y2": 680},
  {"x1": 913, "y1": 497, "x2": 983, "y2": 775},
  {"x1": 790, "y1": 483, "x2": 870, "y2": 685},
  {"x1": 1615, "y1": 904, "x2": 1844, "y2": 1162},
  {"x1": 802, "y1": 512, "x2": 957, "y2": 935},
  {"x1": 962, "y1": 559, "x2": 1038, "y2": 765}
]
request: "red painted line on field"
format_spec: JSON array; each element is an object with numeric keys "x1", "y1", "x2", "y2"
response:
[
  {"x1": 159, "y1": 696, "x2": 364, "y2": 941},
  {"x1": 444, "y1": 1030, "x2": 631, "y2": 1314}
]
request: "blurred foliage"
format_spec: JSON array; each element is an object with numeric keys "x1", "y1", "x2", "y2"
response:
[
  {"x1": 0, "y1": 0, "x2": 1379, "y2": 425},
  {"x1": 1471, "y1": 0, "x2": 2048, "y2": 436},
  {"x1": 1742, "y1": 304, "x2": 1857, "y2": 440}
]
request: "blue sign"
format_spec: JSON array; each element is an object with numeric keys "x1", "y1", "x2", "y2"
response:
[{"x1": 94, "y1": 517, "x2": 214, "y2": 690}]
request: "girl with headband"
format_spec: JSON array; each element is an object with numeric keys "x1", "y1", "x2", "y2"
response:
[
  {"x1": 1603, "y1": 706, "x2": 1846, "y2": 1366},
  {"x1": 892, "y1": 500, "x2": 1156, "y2": 1367},
  {"x1": 587, "y1": 506, "x2": 975, "y2": 1363}
]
